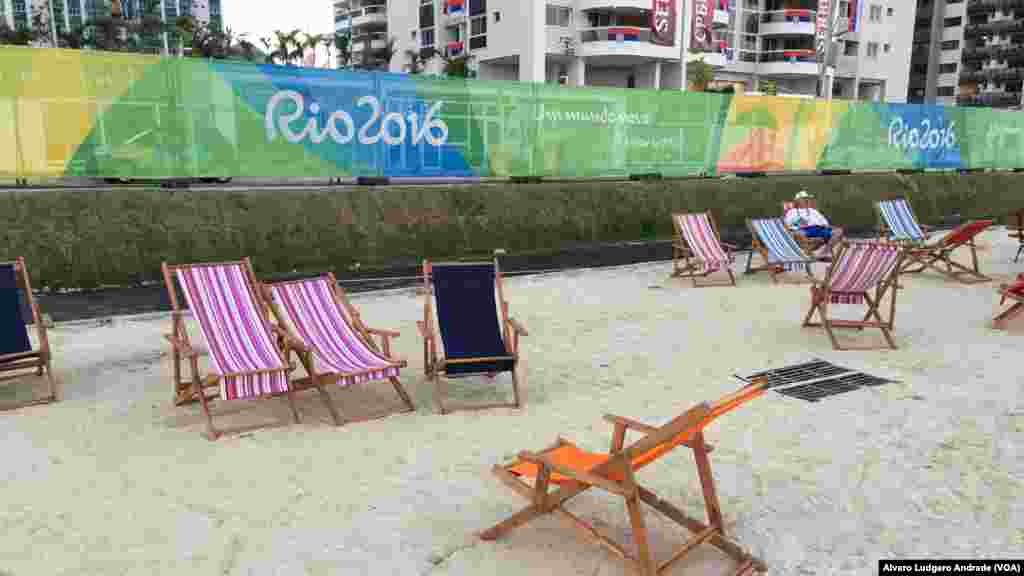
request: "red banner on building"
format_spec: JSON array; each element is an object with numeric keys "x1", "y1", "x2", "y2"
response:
[
  {"x1": 651, "y1": 0, "x2": 677, "y2": 46},
  {"x1": 687, "y1": 0, "x2": 708, "y2": 50},
  {"x1": 816, "y1": 0, "x2": 830, "y2": 58}
]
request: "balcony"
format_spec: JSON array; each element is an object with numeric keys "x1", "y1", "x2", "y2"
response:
[
  {"x1": 575, "y1": 0, "x2": 652, "y2": 11},
  {"x1": 713, "y1": 9, "x2": 730, "y2": 28},
  {"x1": 961, "y1": 43, "x2": 1000, "y2": 60},
  {"x1": 758, "y1": 10, "x2": 816, "y2": 37},
  {"x1": 350, "y1": 32, "x2": 389, "y2": 53},
  {"x1": 967, "y1": 0, "x2": 1024, "y2": 13},
  {"x1": 757, "y1": 49, "x2": 818, "y2": 76},
  {"x1": 577, "y1": 27, "x2": 681, "y2": 59},
  {"x1": 350, "y1": 4, "x2": 387, "y2": 29},
  {"x1": 958, "y1": 91, "x2": 1022, "y2": 107}
]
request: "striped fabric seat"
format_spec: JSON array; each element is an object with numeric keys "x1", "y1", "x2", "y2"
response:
[
  {"x1": 878, "y1": 199, "x2": 926, "y2": 242},
  {"x1": 749, "y1": 218, "x2": 812, "y2": 271},
  {"x1": 826, "y1": 242, "x2": 902, "y2": 305},
  {"x1": 175, "y1": 264, "x2": 289, "y2": 401},
  {"x1": 674, "y1": 213, "x2": 733, "y2": 272},
  {"x1": 269, "y1": 277, "x2": 400, "y2": 387}
]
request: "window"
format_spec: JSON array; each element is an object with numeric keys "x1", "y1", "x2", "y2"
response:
[
  {"x1": 944, "y1": 16, "x2": 962, "y2": 27},
  {"x1": 469, "y1": 0, "x2": 486, "y2": 17},
  {"x1": 937, "y1": 86, "x2": 955, "y2": 96},
  {"x1": 867, "y1": 42, "x2": 879, "y2": 58},
  {"x1": 420, "y1": 2, "x2": 434, "y2": 29},
  {"x1": 940, "y1": 63, "x2": 957, "y2": 74},
  {"x1": 546, "y1": 5, "x2": 571, "y2": 27},
  {"x1": 869, "y1": 4, "x2": 882, "y2": 21},
  {"x1": 493, "y1": 10, "x2": 501, "y2": 22},
  {"x1": 13, "y1": 0, "x2": 26, "y2": 11},
  {"x1": 941, "y1": 39, "x2": 959, "y2": 50},
  {"x1": 844, "y1": 40, "x2": 859, "y2": 56},
  {"x1": 421, "y1": 28, "x2": 435, "y2": 48},
  {"x1": 411, "y1": 29, "x2": 417, "y2": 40},
  {"x1": 470, "y1": 15, "x2": 487, "y2": 49},
  {"x1": 883, "y1": 43, "x2": 890, "y2": 53},
  {"x1": 69, "y1": 2, "x2": 81, "y2": 16},
  {"x1": 887, "y1": 7, "x2": 893, "y2": 16}
]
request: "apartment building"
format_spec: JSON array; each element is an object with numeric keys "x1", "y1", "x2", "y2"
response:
[
  {"x1": 334, "y1": 0, "x2": 390, "y2": 68},
  {"x1": 910, "y1": 0, "x2": 1024, "y2": 108},
  {"x1": 0, "y1": 0, "x2": 221, "y2": 36},
  {"x1": 701, "y1": 0, "x2": 914, "y2": 100}
]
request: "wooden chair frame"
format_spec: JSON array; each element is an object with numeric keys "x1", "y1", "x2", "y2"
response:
[
  {"x1": 801, "y1": 243, "x2": 906, "y2": 350},
  {"x1": 744, "y1": 219, "x2": 815, "y2": 284},
  {"x1": 262, "y1": 273, "x2": 415, "y2": 426},
  {"x1": 900, "y1": 222, "x2": 992, "y2": 285},
  {"x1": 480, "y1": 382, "x2": 770, "y2": 576},
  {"x1": 670, "y1": 211, "x2": 738, "y2": 287},
  {"x1": 0, "y1": 257, "x2": 56, "y2": 410},
  {"x1": 1008, "y1": 209, "x2": 1024, "y2": 263},
  {"x1": 993, "y1": 274, "x2": 1024, "y2": 329},
  {"x1": 162, "y1": 258, "x2": 311, "y2": 440},
  {"x1": 417, "y1": 259, "x2": 527, "y2": 414}
]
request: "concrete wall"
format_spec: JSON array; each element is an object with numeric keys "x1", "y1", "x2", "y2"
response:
[{"x1": 2, "y1": 173, "x2": 1020, "y2": 289}]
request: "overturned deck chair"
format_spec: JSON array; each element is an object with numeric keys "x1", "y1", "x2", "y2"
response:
[
  {"x1": 418, "y1": 259, "x2": 526, "y2": 414},
  {"x1": 802, "y1": 241, "x2": 904, "y2": 350},
  {"x1": 163, "y1": 259, "x2": 318, "y2": 440},
  {"x1": 0, "y1": 257, "x2": 55, "y2": 410},
  {"x1": 993, "y1": 273, "x2": 1024, "y2": 329},
  {"x1": 900, "y1": 220, "x2": 993, "y2": 284},
  {"x1": 875, "y1": 197, "x2": 932, "y2": 246},
  {"x1": 671, "y1": 211, "x2": 737, "y2": 287},
  {"x1": 264, "y1": 274, "x2": 415, "y2": 425},
  {"x1": 480, "y1": 379, "x2": 770, "y2": 576},
  {"x1": 745, "y1": 218, "x2": 815, "y2": 283}
]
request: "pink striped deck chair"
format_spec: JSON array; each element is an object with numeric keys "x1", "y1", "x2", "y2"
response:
[
  {"x1": 265, "y1": 273, "x2": 415, "y2": 425},
  {"x1": 670, "y1": 211, "x2": 737, "y2": 287},
  {"x1": 162, "y1": 259, "x2": 309, "y2": 440},
  {"x1": 802, "y1": 241, "x2": 905, "y2": 350},
  {"x1": 993, "y1": 273, "x2": 1024, "y2": 329}
]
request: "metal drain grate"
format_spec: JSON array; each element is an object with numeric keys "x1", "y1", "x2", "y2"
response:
[
  {"x1": 739, "y1": 359, "x2": 854, "y2": 389},
  {"x1": 774, "y1": 372, "x2": 896, "y2": 402}
]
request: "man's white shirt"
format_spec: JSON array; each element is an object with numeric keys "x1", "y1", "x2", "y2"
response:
[{"x1": 784, "y1": 207, "x2": 829, "y2": 228}]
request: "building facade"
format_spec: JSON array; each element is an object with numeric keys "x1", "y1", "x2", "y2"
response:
[
  {"x1": 1, "y1": 0, "x2": 221, "y2": 36},
  {"x1": 910, "y1": 0, "x2": 1024, "y2": 108},
  {"x1": 334, "y1": 0, "x2": 390, "y2": 69},
  {"x1": 702, "y1": 0, "x2": 915, "y2": 101}
]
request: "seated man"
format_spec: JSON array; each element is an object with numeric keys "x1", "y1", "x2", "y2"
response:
[{"x1": 784, "y1": 190, "x2": 842, "y2": 256}]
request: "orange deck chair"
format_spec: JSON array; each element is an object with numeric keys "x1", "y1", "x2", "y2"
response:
[
  {"x1": 993, "y1": 273, "x2": 1024, "y2": 329},
  {"x1": 900, "y1": 219, "x2": 994, "y2": 284},
  {"x1": 0, "y1": 257, "x2": 56, "y2": 410},
  {"x1": 480, "y1": 380, "x2": 770, "y2": 576},
  {"x1": 670, "y1": 211, "x2": 738, "y2": 287}
]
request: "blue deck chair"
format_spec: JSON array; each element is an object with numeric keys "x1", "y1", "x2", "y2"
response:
[
  {"x1": 417, "y1": 259, "x2": 527, "y2": 414},
  {"x1": 876, "y1": 198, "x2": 931, "y2": 245},
  {"x1": 745, "y1": 218, "x2": 815, "y2": 283},
  {"x1": 1, "y1": 257, "x2": 55, "y2": 410}
]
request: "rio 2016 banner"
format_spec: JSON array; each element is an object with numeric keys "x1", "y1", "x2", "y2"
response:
[{"x1": 3, "y1": 47, "x2": 1024, "y2": 179}]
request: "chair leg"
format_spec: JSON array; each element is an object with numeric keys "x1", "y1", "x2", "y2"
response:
[
  {"x1": 389, "y1": 376, "x2": 416, "y2": 412},
  {"x1": 194, "y1": 372, "x2": 219, "y2": 441},
  {"x1": 1015, "y1": 245, "x2": 1023, "y2": 263},
  {"x1": 625, "y1": 494, "x2": 656, "y2": 576},
  {"x1": 314, "y1": 376, "x2": 343, "y2": 426},
  {"x1": 285, "y1": 389, "x2": 301, "y2": 424},
  {"x1": 510, "y1": 368, "x2": 522, "y2": 408},
  {"x1": 432, "y1": 370, "x2": 446, "y2": 415},
  {"x1": 692, "y1": 433, "x2": 724, "y2": 531}
]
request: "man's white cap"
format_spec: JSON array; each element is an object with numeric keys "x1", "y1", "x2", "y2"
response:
[{"x1": 794, "y1": 190, "x2": 813, "y2": 200}]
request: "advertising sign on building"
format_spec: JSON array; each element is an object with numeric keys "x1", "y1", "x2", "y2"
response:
[
  {"x1": 688, "y1": 0, "x2": 709, "y2": 50},
  {"x1": 652, "y1": 0, "x2": 677, "y2": 46}
]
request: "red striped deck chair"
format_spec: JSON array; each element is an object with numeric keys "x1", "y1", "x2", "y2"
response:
[
  {"x1": 993, "y1": 273, "x2": 1024, "y2": 329},
  {"x1": 901, "y1": 220, "x2": 993, "y2": 284},
  {"x1": 670, "y1": 211, "x2": 737, "y2": 287},
  {"x1": 1, "y1": 257, "x2": 56, "y2": 411},
  {"x1": 480, "y1": 379, "x2": 771, "y2": 576},
  {"x1": 264, "y1": 273, "x2": 415, "y2": 425},
  {"x1": 162, "y1": 259, "x2": 309, "y2": 440},
  {"x1": 802, "y1": 241, "x2": 905, "y2": 350}
]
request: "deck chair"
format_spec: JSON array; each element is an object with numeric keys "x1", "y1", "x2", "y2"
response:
[
  {"x1": 0, "y1": 257, "x2": 56, "y2": 410},
  {"x1": 802, "y1": 241, "x2": 904, "y2": 350},
  {"x1": 418, "y1": 259, "x2": 527, "y2": 414},
  {"x1": 875, "y1": 197, "x2": 932, "y2": 247},
  {"x1": 162, "y1": 259, "x2": 317, "y2": 440},
  {"x1": 745, "y1": 218, "x2": 815, "y2": 283},
  {"x1": 670, "y1": 212, "x2": 737, "y2": 287},
  {"x1": 900, "y1": 220, "x2": 993, "y2": 284},
  {"x1": 993, "y1": 273, "x2": 1024, "y2": 329},
  {"x1": 480, "y1": 380, "x2": 770, "y2": 576},
  {"x1": 264, "y1": 274, "x2": 415, "y2": 425},
  {"x1": 781, "y1": 201, "x2": 842, "y2": 261}
]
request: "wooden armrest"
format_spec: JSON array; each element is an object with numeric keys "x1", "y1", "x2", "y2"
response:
[
  {"x1": 720, "y1": 242, "x2": 739, "y2": 250},
  {"x1": 507, "y1": 317, "x2": 528, "y2": 336},
  {"x1": 518, "y1": 451, "x2": 626, "y2": 495},
  {"x1": 603, "y1": 414, "x2": 659, "y2": 434},
  {"x1": 366, "y1": 327, "x2": 400, "y2": 338},
  {"x1": 163, "y1": 334, "x2": 198, "y2": 357}
]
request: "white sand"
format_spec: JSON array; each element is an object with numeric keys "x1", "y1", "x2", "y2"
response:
[{"x1": 1, "y1": 229, "x2": 1022, "y2": 576}]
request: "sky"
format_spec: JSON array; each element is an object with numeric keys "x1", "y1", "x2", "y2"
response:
[{"x1": 221, "y1": 0, "x2": 335, "y2": 60}]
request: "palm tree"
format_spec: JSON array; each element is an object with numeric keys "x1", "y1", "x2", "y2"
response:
[
  {"x1": 333, "y1": 32, "x2": 351, "y2": 69},
  {"x1": 437, "y1": 51, "x2": 474, "y2": 78},
  {"x1": 302, "y1": 33, "x2": 326, "y2": 67},
  {"x1": 689, "y1": 57, "x2": 714, "y2": 92},
  {"x1": 282, "y1": 29, "x2": 304, "y2": 65},
  {"x1": 404, "y1": 47, "x2": 434, "y2": 74}
]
